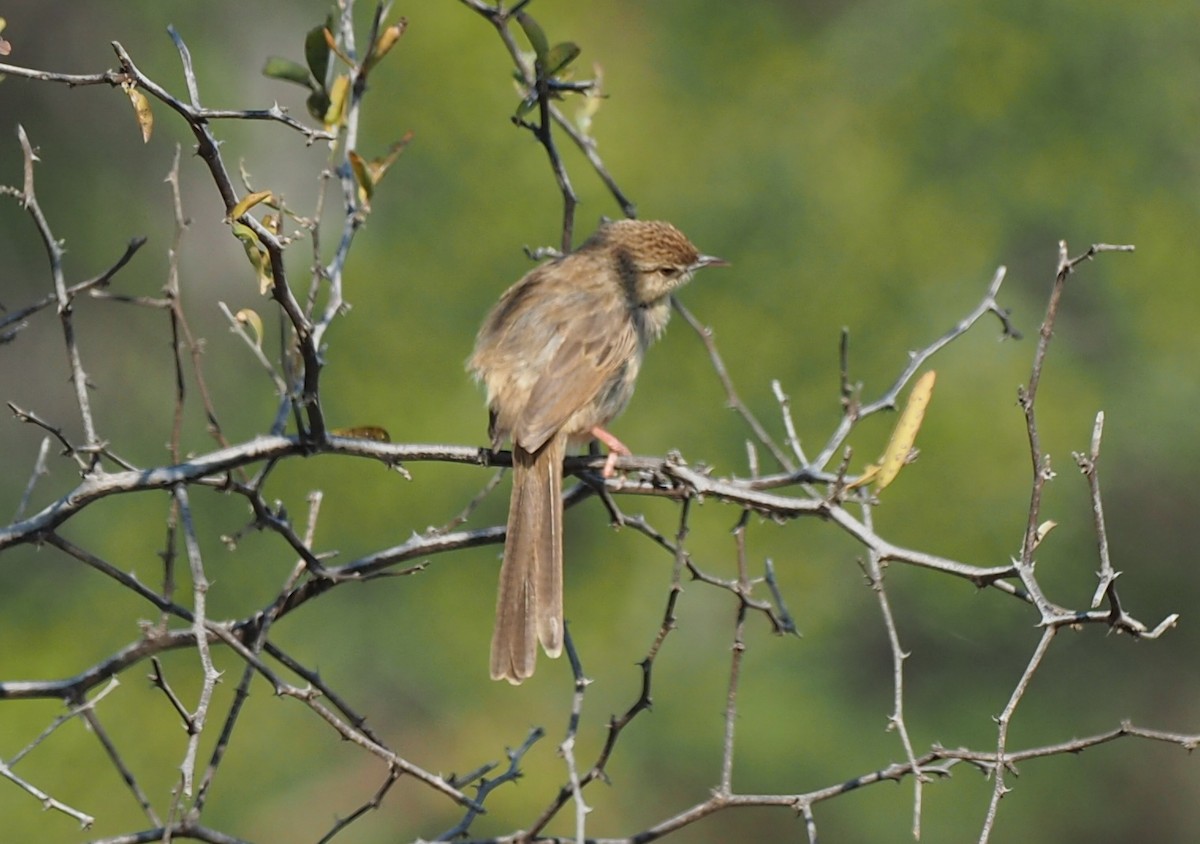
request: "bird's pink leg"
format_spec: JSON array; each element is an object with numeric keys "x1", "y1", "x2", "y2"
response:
[{"x1": 591, "y1": 426, "x2": 631, "y2": 478}]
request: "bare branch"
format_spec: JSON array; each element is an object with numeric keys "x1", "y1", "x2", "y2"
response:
[{"x1": 813, "y1": 265, "x2": 1015, "y2": 471}]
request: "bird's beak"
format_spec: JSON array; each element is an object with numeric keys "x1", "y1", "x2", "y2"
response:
[{"x1": 693, "y1": 254, "x2": 729, "y2": 270}]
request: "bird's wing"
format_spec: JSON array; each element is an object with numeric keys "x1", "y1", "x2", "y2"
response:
[{"x1": 514, "y1": 291, "x2": 639, "y2": 453}]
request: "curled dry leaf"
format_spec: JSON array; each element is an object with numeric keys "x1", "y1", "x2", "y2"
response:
[
  {"x1": 875, "y1": 370, "x2": 936, "y2": 491},
  {"x1": 365, "y1": 19, "x2": 407, "y2": 72},
  {"x1": 234, "y1": 309, "x2": 264, "y2": 349},
  {"x1": 330, "y1": 426, "x2": 391, "y2": 442},
  {"x1": 348, "y1": 150, "x2": 373, "y2": 205},
  {"x1": 121, "y1": 81, "x2": 154, "y2": 143},
  {"x1": 321, "y1": 26, "x2": 352, "y2": 68},
  {"x1": 228, "y1": 189, "x2": 274, "y2": 222},
  {"x1": 1032, "y1": 520, "x2": 1058, "y2": 551},
  {"x1": 347, "y1": 134, "x2": 413, "y2": 207},
  {"x1": 231, "y1": 222, "x2": 272, "y2": 294}
]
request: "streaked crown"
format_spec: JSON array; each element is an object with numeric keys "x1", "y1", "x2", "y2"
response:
[{"x1": 585, "y1": 219, "x2": 709, "y2": 267}]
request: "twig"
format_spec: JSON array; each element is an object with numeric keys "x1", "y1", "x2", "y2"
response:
[
  {"x1": 435, "y1": 727, "x2": 545, "y2": 841},
  {"x1": 173, "y1": 485, "x2": 221, "y2": 797},
  {"x1": 560, "y1": 628, "x2": 592, "y2": 844},
  {"x1": 7, "y1": 402, "x2": 91, "y2": 472},
  {"x1": 772, "y1": 378, "x2": 808, "y2": 466},
  {"x1": 316, "y1": 767, "x2": 402, "y2": 844},
  {"x1": 549, "y1": 101, "x2": 637, "y2": 218},
  {"x1": 460, "y1": 0, "x2": 585, "y2": 249},
  {"x1": 718, "y1": 514, "x2": 753, "y2": 796},
  {"x1": 1074, "y1": 412, "x2": 1120, "y2": 609},
  {"x1": 0, "y1": 678, "x2": 120, "y2": 829},
  {"x1": 860, "y1": 503, "x2": 925, "y2": 839},
  {"x1": 434, "y1": 469, "x2": 506, "y2": 534},
  {"x1": 812, "y1": 265, "x2": 1015, "y2": 471},
  {"x1": 672, "y1": 296, "x2": 793, "y2": 471},
  {"x1": 109, "y1": 36, "x2": 329, "y2": 441},
  {"x1": 16, "y1": 126, "x2": 103, "y2": 470},
  {"x1": 977, "y1": 627, "x2": 1057, "y2": 844},
  {"x1": 762, "y1": 559, "x2": 799, "y2": 637},
  {"x1": 13, "y1": 436, "x2": 50, "y2": 521},
  {"x1": 79, "y1": 705, "x2": 162, "y2": 825},
  {"x1": 0, "y1": 236, "x2": 147, "y2": 336},
  {"x1": 163, "y1": 145, "x2": 237, "y2": 465},
  {"x1": 1017, "y1": 242, "x2": 1133, "y2": 566}
]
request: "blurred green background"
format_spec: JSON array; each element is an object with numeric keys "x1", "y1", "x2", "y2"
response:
[{"x1": 1, "y1": 0, "x2": 1198, "y2": 841}]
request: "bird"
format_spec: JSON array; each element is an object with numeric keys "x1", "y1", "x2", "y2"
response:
[{"x1": 468, "y1": 219, "x2": 726, "y2": 683}]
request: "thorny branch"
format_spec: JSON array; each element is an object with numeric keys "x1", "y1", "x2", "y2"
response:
[
  {"x1": 15, "y1": 125, "x2": 103, "y2": 471},
  {"x1": 458, "y1": 0, "x2": 633, "y2": 249},
  {"x1": 860, "y1": 503, "x2": 926, "y2": 840}
]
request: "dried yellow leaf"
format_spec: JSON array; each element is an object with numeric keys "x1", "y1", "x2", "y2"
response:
[
  {"x1": 1032, "y1": 520, "x2": 1058, "y2": 551},
  {"x1": 846, "y1": 462, "x2": 880, "y2": 491},
  {"x1": 324, "y1": 74, "x2": 350, "y2": 129},
  {"x1": 330, "y1": 426, "x2": 391, "y2": 442},
  {"x1": 371, "y1": 132, "x2": 413, "y2": 182},
  {"x1": 367, "y1": 20, "x2": 407, "y2": 70},
  {"x1": 875, "y1": 370, "x2": 936, "y2": 492},
  {"x1": 234, "y1": 309, "x2": 265, "y2": 349},
  {"x1": 229, "y1": 189, "x2": 274, "y2": 222},
  {"x1": 348, "y1": 150, "x2": 373, "y2": 205},
  {"x1": 122, "y1": 82, "x2": 154, "y2": 143}
]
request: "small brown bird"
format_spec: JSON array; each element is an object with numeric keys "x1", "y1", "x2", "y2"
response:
[{"x1": 469, "y1": 219, "x2": 726, "y2": 683}]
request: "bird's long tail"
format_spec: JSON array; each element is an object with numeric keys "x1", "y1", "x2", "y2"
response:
[{"x1": 490, "y1": 435, "x2": 565, "y2": 683}]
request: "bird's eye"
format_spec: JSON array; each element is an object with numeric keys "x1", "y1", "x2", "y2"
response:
[{"x1": 659, "y1": 266, "x2": 681, "y2": 278}]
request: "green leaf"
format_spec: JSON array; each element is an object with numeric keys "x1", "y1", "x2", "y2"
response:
[
  {"x1": 231, "y1": 223, "x2": 273, "y2": 293},
  {"x1": 543, "y1": 42, "x2": 580, "y2": 77},
  {"x1": 262, "y1": 56, "x2": 313, "y2": 88},
  {"x1": 306, "y1": 90, "x2": 330, "y2": 122},
  {"x1": 516, "y1": 11, "x2": 549, "y2": 61},
  {"x1": 513, "y1": 94, "x2": 538, "y2": 120},
  {"x1": 231, "y1": 222, "x2": 260, "y2": 252},
  {"x1": 305, "y1": 20, "x2": 332, "y2": 86}
]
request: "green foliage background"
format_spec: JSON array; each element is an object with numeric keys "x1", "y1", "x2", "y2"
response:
[{"x1": 1, "y1": 1, "x2": 1198, "y2": 841}]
